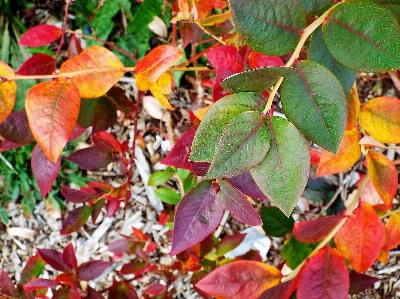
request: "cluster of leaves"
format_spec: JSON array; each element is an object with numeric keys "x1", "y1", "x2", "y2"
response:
[{"x1": 0, "y1": 0, "x2": 400, "y2": 298}]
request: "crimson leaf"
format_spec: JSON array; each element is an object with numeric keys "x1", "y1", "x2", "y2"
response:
[{"x1": 77, "y1": 260, "x2": 111, "y2": 281}]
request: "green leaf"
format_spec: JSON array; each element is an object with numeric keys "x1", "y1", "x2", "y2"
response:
[
  {"x1": 127, "y1": 0, "x2": 163, "y2": 33},
  {"x1": 280, "y1": 60, "x2": 346, "y2": 153},
  {"x1": 309, "y1": 26, "x2": 357, "y2": 95},
  {"x1": 206, "y1": 111, "x2": 270, "y2": 179},
  {"x1": 370, "y1": 0, "x2": 400, "y2": 23},
  {"x1": 322, "y1": 0, "x2": 400, "y2": 72},
  {"x1": 250, "y1": 117, "x2": 310, "y2": 216},
  {"x1": 176, "y1": 168, "x2": 191, "y2": 181},
  {"x1": 230, "y1": 0, "x2": 306, "y2": 56},
  {"x1": 191, "y1": 92, "x2": 266, "y2": 162},
  {"x1": 148, "y1": 170, "x2": 174, "y2": 186},
  {"x1": 260, "y1": 206, "x2": 294, "y2": 237},
  {"x1": 221, "y1": 67, "x2": 296, "y2": 93},
  {"x1": 299, "y1": 0, "x2": 334, "y2": 15},
  {"x1": 281, "y1": 236, "x2": 315, "y2": 269},
  {"x1": 154, "y1": 188, "x2": 181, "y2": 205}
]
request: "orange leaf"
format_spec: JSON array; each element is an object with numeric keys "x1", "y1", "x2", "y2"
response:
[
  {"x1": 378, "y1": 214, "x2": 400, "y2": 263},
  {"x1": 195, "y1": 0, "x2": 215, "y2": 20},
  {"x1": 316, "y1": 127, "x2": 361, "y2": 177},
  {"x1": 360, "y1": 96, "x2": 400, "y2": 143},
  {"x1": 60, "y1": 46, "x2": 124, "y2": 98},
  {"x1": 26, "y1": 79, "x2": 80, "y2": 162},
  {"x1": 0, "y1": 61, "x2": 17, "y2": 123},
  {"x1": 193, "y1": 104, "x2": 212, "y2": 121},
  {"x1": 346, "y1": 87, "x2": 360, "y2": 130},
  {"x1": 134, "y1": 45, "x2": 183, "y2": 91},
  {"x1": 334, "y1": 202, "x2": 385, "y2": 273},
  {"x1": 149, "y1": 73, "x2": 174, "y2": 110},
  {"x1": 366, "y1": 151, "x2": 398, "y2": 208},
  {"x1": 196, "y1": 260, "x2": 281, "y2": 299}
]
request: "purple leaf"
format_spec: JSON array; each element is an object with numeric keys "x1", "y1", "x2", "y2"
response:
[
  {"x1": 67, "y1": 147, "x2": 113, "y2": 170},
  {"x1": 77, "y1": 260, "x2": 111, "y2": 281},
  {"x1": 0, "y1": 110, "x2": 34, "y2": 144},
  {"x1": 31, "y1": 144, "x2": 61, "y2": 198},
  {"x1": 227, "y1": 171, "x2": 268, "y2": 200},
  {"x1": 17, "y1": 54, "x2": 55, "y2": 75},
  {"x1": 192, "y1": 161, "x2": 210, "y2": 176},
  {"x1": 61, "y1": 243, "x2": 78, "y2": 271},
  {"x1": 87, "y1": 286, "x2": 105, "y2": 299},
  {"x1": 23, "y1": 278, "x2": 58, "y2": 291},
  {"x1": 37, "y1": 248, "x2": 67, "y2": 272},
  {"x1": 0, "y1": 269, "x2": 17, "y2": 297},
  {"x1": 92, "y1": 97, "x2": 117, "y2": 133},
  {"x1": 60, "y1": 185, "x2": 96, "y2": 203},
  {"x1": 0, "y1": 138, "x2": 25, "y2": 151},
  {"x1": 218, "y1": 180, "x2": 262, "y2": 226},
  {"x1": 349, "y1": 272, "x2": 380, "y2": 295},
  {"x1": 107, "y1": 239, "x2": 131, "y2": 256},
  {"x1": 68, "y1": 124, "x2": 86, "y2": 142},
  {"x1": 171, "y1": 180, "x2": 224, "y2": 256},
  {"x1": 60, "y1": 206, "x2": 93, "y2": 235},
  {"x1": 52, "y1": 285, "x2": 81, "y2": 299}
]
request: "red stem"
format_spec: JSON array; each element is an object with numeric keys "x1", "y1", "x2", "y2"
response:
[{"x1": 54, "y1": 0, "x2": 70, "y2": 69}]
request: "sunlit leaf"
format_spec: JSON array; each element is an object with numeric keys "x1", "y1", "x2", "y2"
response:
[
  {"x1": 230, "y1": 0, "x2": 305, "y2": 55},
  {"x1": 378, "y1": 214, "x2": 400, "y2": 263},
  {"x1": 248, "y1": 51, "x2": 284, "y2": 69},
  {"x1": 31, "y1": 144, "x2": 61, "y2": 198},
  {"x1": 346, "y1": 88, "x2": 361, "y2": 129},
  {"x1": 360, "y1": 96, "x2": 400, "y2": 143},
  {"x1": 0, "y1": 60, "x2": 16, "y2": 124},
  {"x1": 60, "y1": 46, "x2": 125, "y2": 98},
  {"x1": 366, "y1": 151, "x2": 398, "y2": 208},
  {"x1": 322, "y1": 0, "x2": 400, "y2": 72},
  {"x1": 316, "y1": 127, "x2": 361, "y2": 177},
  {"x1": 280, "y1": 60, "x2": 347, "y2": 153},
  {"x1": 206, "y1": 111, "x2": 270, "y2": 179},
  {"x1": 191, "y1": 92, "x2": 265, "y2": 162},
  {"x1": 297, "y1": 246, "x2": 349, "y2": 299},
  {"x1": 334, "y1": 202, "x2": 385, "y2": 273},
  {"x1": 171, "y1": 181, "x2": 224, "y2": 256},
  {"x1": 25, "y1": 79, "x2": 80, "y2": 162},
  {"x1": 196, "y1": 260, "x2": 281, "y2": 299},
  {"x1": 20, "y1": 24, "x2": 62, "y2": 47},
  {"x1": 250, "y1": 116, "x2": 310, "y2": 216}
]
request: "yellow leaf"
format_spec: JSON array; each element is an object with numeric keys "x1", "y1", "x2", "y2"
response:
[
  {"x1": 149, "y1": 73, "x2": 174, "y2": 110},
  {"x1": 193, "y1": 104, "x2": 213, "y2": 120},
  {"x1": 346, "y1": 87, "x2": 360, "y2": 130},
  {"x1": 0, "y1": 61, "x2": 16, "y2": 123}
]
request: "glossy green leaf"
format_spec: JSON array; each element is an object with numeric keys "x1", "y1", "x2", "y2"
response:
[
  {"x1": 370, "y1": 0, "x2": 400, "y2": 23},
  {"x1": 282, "y1": 236, "x2": 315, "y2": 269},
  {"x1": 280, "y1": 60, "x2": 346, "y2": 153},
  {"x1": 309, "y1": 26, "x2": 357, "y2": 95},
  {"x1": 221, "y1": 67, "x2": 296, "y2": 93},
  {"x1": 260, "y1": 206, "x2": 294, "y2": 237},
  {"x1": 250, "y1": 117, "x2": 310, "y2": 216},
  {"x1": 323, "y1": 0, "x2": 400, "y2": 72},
  {"x1": 154, "y1": 188, "x2": 181, "y2": 205},
  {"x1": 230, "y1": 0, "x2": 306, "y2": 55},
  {"x1": 148, "y1": 170, "x2": 174, "y2": 186},
  {"x1": 206, "y1": 111, "x2": 270, "y2": 179},
  {"x1": 191, "y1": 92, "x2": 265, "y2": 162},
  {"x1": 299, "y1": 0, "x2": 334, "y2": 15}
]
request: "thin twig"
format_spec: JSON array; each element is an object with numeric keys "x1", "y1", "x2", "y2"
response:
[{"x1": 54, "y1": 0, "x2": 70, "y2": 68}]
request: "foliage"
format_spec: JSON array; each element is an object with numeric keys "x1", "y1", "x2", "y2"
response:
[{"x1": 0, "y1": 0, "x2": 400, "y2": 298}]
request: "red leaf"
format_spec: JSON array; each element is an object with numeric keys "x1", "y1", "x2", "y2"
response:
[
  {"x1": 247, "y1": 50, "x2": 284, "y2": 68},
  {"x1": 297, "y1": 246, "x2": 349, "y2": 299},
  {"x1": 366, "y1": 151, "x2": 398, "y2": 208},
  {"x1": 68, "y1": 124, "x2": 86, "y2": 142},
  {"x1": 144, "y1": 282, "x2": 167, "y2": 297},
  {"x1": 60, "y1": 185, "x2": 96, "y2": 203},
  {"x1": 87, "y1": 286, "x2": 105, "y2": 299},
  {"x1": 23, "y1": 278, "x2": 58, "y2": 291},
  {"x1": 26, "y1": 78, "x2": 80, "y2": 163},
  {"x1": 60, "y1": 206, "x2": 93, "y2": 235},
  {"x1": 180, "y1": 23, "x2": 203, "y2": 47},
  {"x1": 77, "y1": 260, "x2": 111, "y2": 281},
  {"x1": 37, "y1": 248, "x2": 67, "y2": 272},
  {"x1": 258, "y1": 279, "x2": 298, "y2": 299},
  {"x1": 309, "y1": 148, "x2": 322, "y2": 166},
  {"x1": 20, "y1": 24, "x2": 62, "y2": 47},
  {"x1": 92, "y1": 131, "x2": 122, "y2": 153},
  {"x1": 31, "y1": 144, "x2": 61, "y2": 198},
  {"x1": 0, "y1": 269, "x2": 17, "y2": 297},
  {"x1": 107, "y1": 239, "x2": 131, "y2": 256},
  {"x1": 17, "y1": 54, "x2": 55, "y2": 75},
  {"x1": 108, "y1": 280, "x2": 138, "y2": 299},
  {"x1": 105, "y1": 199, "x2": 120, "y2": 217},
  {"x1": 171, "y1": 180, "x2": 224, "y2": 256},
  {"x1": 0, "y1": 138, "x2": 25, "y2": 151},
  {"x1": 205, "y1": 46, "x2": 244, "y2": 101},
  {"x1": 61, "y1": 244, "x2": 78, "y2": 271},
  {"x1": 227, "y1": 171, "x2": 268, "y2": 200},
  {"x1": 0, "y1": 110, "x2": 34, "y2": 144},
  {"x1": 218, "y1": 180, "x2": 262, "y2": 226},
  {"x1": 21, "y1": 254, "x2": 46, "y2": 285},
  {"x1": 53, "y1": 285, "x2": 81, "y2": 299},
  {"x1": 120, "y1": 260, "x2": 154, "y2": 276},
  {"x1": 68, "y1": 34, "x2": 83, "y2": 59},
  {"x1": 132, "y1": 227, "x2": 150, "y2": 242},
  {"x1": 67, "y1": 147, "x2": 114, "y2": 170},
  {"x1": 294, "y1": 214, "x2": 345, "y2": 243},
  {"x1": 334, "y1": 202, "x2": 385, "y2": 273},
  {"x1": 379, "y1": 214, "x2": 400, "y2": 263},
  {"x1": 349, "y1": 272, "x2": 379, "y2": 295},
  {"x1": 196, "y1": 260, "x2": 282, "y2": 299}
]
